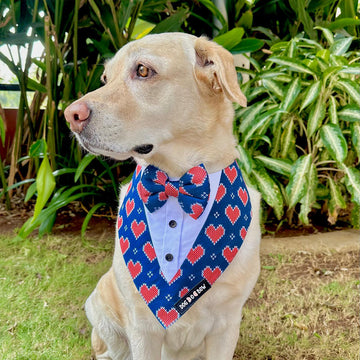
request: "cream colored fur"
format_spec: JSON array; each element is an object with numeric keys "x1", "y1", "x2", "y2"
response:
[{"x1": 65, "y1": 33, "x2": 261, "y2": 360}]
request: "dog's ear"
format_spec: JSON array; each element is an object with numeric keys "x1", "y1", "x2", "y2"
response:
[{"x1": 194, "y1": 37, "x2": 247, "y2": 107}]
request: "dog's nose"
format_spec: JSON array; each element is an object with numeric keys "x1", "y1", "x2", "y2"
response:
[{"x1": 64, "y1": 101, "x2": 91, "y2": 133}]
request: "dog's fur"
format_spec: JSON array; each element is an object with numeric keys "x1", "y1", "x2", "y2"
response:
[{"x1": 65, "y1": 33, "x2": 261, "y2": 360}]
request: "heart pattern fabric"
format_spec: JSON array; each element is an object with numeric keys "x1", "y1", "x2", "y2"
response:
[{"x1": 117, "y1": 161, "x2": 252, "y2": 328}]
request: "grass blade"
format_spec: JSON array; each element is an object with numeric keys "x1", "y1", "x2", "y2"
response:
[{"x1": 81, "y1": 202, "x2": 107, "y2": 240}]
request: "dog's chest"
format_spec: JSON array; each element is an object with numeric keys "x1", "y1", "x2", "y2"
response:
[{"x1": 117, "y1": 161, "x2": 252, "y2": 328}]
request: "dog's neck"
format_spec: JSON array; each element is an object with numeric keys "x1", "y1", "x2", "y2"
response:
[{"x1": 135, "y1": 117, "x2": 238, "y2": 177}]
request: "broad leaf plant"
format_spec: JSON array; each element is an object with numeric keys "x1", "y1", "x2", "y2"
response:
[{"x1": 237, "y1": 30, "x2": 360, "y2": 228}]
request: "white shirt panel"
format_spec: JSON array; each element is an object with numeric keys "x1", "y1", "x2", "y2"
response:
[{"x1": 144, "y1": 170, "x2": 221, "y2": 282}]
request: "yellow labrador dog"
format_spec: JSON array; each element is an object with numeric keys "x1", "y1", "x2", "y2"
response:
[{"x1": 65, "y1": 33, "x2": 261, "y2": 360}]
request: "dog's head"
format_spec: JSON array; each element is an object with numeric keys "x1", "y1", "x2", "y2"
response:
[{"x1": 64, "y1": 33, "x2": 246, "y2": 175}]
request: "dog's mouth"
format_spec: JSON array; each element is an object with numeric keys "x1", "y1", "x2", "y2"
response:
[{"x1": 133, "y1": 144, "x2": 154, "y2": 155}]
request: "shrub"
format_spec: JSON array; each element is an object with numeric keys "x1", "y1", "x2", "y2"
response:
[{"x1": 236, "y1": 31, "x2": 360, "y2": 229}]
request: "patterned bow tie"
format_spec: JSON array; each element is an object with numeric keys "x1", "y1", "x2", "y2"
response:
[{"x1": 138, "y1": 164, "x2": 210, "y2": 220}]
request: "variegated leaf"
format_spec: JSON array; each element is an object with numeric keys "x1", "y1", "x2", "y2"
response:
[
  {"x1": 307, "y1": 96, "x2": 326, "y2": 137},
  {"x1": 286, "y1": 154, "x2": 312, "y2": 209},
  {"x1": 314, "y1": 26, "x2": 334, "y2": 46},
  {"x1": 239, "y1": 100, "x2": 268, "y2": 133},
  {"x1": 320, "y1": 124, "x2": 348, "y2": 163},
  {"x1": 267, "y1": 56, "x2": 317, "y2": 75},
  {"x1": 328, "y1": 96, "x2": 338, "y2": 124},
  {"x1": 252, "y1": 166, "x2": 284, "y2": 219},
  {"x1": 351, "y1": 122, "x2": 360, "y2": 159},
  {"x1": 338, "y1": 105, "x2": 360, "y2": 122},
  {"x1": 282, "y1": 78, "x2": 301, "y2": 112},
  {"x1": 255, "y1": 155, "x2": 292, "y2": 177},
  {"x1": 242, "y1": 108, "x2": 278, "y2": 145},
  {"x1": 263, "y1": 79, "x2": 284, "y2": 99},
  {"x1": 328, "y1": 177, "x2": 347, "y2": 225},
  {"x1": 300, "y1": 80, "x2": 321, "y2": 112},
  {"x1": 299, "y1": 163, "x2": 318, "y2": 224},
  {"x1": 343, "y1": 166, "x2": 360, "y2": 205},
  {"x1": 236, "y1": 144, "x2": 253, "y2": 174},
  {"x1": 339, "y1": 65, "x2": 360, "y2": 75},
  {"x1": 280, "y1": 118, "x2": 295, "y2": 159},
  {"x1": 337, "y1": 79, "x2": 360, "y2": 107},
  {"x1": 329, "y1": 37, "x2": 353, "y2": 56}
]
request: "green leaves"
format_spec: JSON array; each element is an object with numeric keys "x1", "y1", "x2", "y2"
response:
[
  {"x1": 32, "y1": 142, "x2": 56, "y2": 221},
  {"x1": 238, "y1": 32, "x2": 359, "y2": 227},
  {"x1": 268, "y1": 56, "x2": 317, "y2": 76},
  {"x1": 320, "y1": 124, "x2": 348, "y2": 163},
  {"x1": 252, "y1": 166, "x2": 284, "y2": 219},
  {"x1": 286, "y1": 155, "x2": 312, "y2": 209}
]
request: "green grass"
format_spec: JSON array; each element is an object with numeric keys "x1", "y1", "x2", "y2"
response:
[
  {"x1": 236, "y1": 250, "x2": 360, "y2": 360},
  {"x1": 0, "y1": 235, "x2": 112, "y2": 360},
  {"x1": 1, "y1": 234, "x2": 358, "y2": 359}
]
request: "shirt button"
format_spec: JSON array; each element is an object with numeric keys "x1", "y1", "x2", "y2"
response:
[
  {"x1": 165, "y1": 253, "x2": 174, "y2": 262},
  {"x1": 169, "y1": 220, "x2": 177, "y2": 228}
]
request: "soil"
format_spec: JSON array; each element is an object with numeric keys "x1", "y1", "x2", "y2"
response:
[{"x1": 1, "y1": 198, "x2": 359, "y2": 253}]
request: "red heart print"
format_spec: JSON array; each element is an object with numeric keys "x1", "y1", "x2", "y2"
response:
[
  {"x1": 126, "y1": 180, "x2": 132, "y2": 195},
  {"x1": 215, "y1": 183, "x2": 226, "y2": 203},
  {"x1": 224, "y1": 166, "x2": 238, "y2": 184},
  {"x1": 225, "y1": 205, "x2": 240, "y2": 225},
  {"x1": 117, "y1": 216, "x2": 123, "y2": 230},
  {"x1": 202, "y1": 266, "x2": 221, "y2": 285},
  {"x1": 156, "y1": 308, "x2": 179, "y2": 328},
  {"x1": 126, "y1": 199, "x2": 135, "y2": 216},
  {"x1": 222, "y1": 246, "x2": 238, "y2": 263},
  {"x1": 205, "y1": 225, "x2": 225, "y2": 245},
  {"x1": 143, "y1": 242, "x2": 156, "y2": 262},
  {"x1": 238, "y1": 187, "x2": 248, "y2": 206},
  {"x1": 128, "y1": 260, "x2": 142, "y2": 279},
  {"x1": 190, "y1": 203, "x2": 204, "y2": 220},
  {"x1": 119, "y1": 236, "x2": 129, "y2": 254},
  {"x1": 131, "y1": 220, "x2": 146, "y2": 239},
  {"x1": 138, "y1": 181, "x2": 151, "y2": 204},
  {"x1": 140, "y1": 284, "x2": 159, "y2": 304},
  {"x1": 240, "y1": 226, "x2": 247, "y2": 240},
  {"x1": 135, "y1": 165, "x2": 142, "y2": 177},
  {"x1": 188, "y1": 166, "x2": 207, "y2": 185},
  {"x1": 179, "y1": 287, "x2": 189, "y2": 298},
  {"x1": 187, "y1": 245, "x2": 205, "y2": 265}
]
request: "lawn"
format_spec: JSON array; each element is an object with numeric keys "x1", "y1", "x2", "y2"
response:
[{"x1": 0, "y1": 233, "x2": 358, "y2": 359}]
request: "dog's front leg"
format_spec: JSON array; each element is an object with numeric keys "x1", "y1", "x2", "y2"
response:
[
  {"x1": 128, "y1": 330, "x2": 163, "y2": 360},
  {"x1": 204, "y1": 324, "x2": 240, "y2": 360}
]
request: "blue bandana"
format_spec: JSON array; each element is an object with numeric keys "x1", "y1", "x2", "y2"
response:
[{"x1": 117, "y1": 161, "x2": 252, "y2": 328}]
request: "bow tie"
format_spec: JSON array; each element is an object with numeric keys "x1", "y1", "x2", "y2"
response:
[{"x1": 138, "y1": 164, "x2": 210, "y2": 220}]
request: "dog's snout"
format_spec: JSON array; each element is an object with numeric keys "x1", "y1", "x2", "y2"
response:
[{"x1": 64, "y1": 101, "x2": 91, "y2": 133}]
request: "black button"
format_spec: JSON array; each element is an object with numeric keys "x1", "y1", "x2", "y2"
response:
[
  {"x1": 169, "y1": 220, "x2": 177, "y2": 228},
  {"x1": 165, "y1": 253, "x2": 174, "y2": 262}
]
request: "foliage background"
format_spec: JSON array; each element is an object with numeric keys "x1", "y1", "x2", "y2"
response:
[{"x1": 0, "y1": 0, "x2": 359, "y2": 237}]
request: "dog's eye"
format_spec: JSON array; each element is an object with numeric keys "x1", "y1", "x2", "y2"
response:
[{"x1": 136, "y1": 64, "x2": 150, "y2": 78}]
